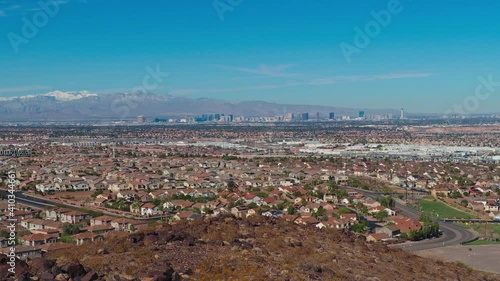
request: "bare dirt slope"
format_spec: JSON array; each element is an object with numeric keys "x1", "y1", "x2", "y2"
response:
[{"x1": 5, "y1": 216, "x2": 500, "y2": 281}]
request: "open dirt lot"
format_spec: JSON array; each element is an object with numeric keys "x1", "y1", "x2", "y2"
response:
[{"x1": 415, "y1": 245, "x2": 500, "y2": 275}]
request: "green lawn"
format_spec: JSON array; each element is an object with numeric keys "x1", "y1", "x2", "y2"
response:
[
  {"x1": 463, "y1": 240, "x2": 500, "y2": 246},
  {"x1": 455, "y1": 223, "x2": 500, "y2": 235},
  {"x1": 418, "y1": 200, "x2": 477, "y2": 219}
]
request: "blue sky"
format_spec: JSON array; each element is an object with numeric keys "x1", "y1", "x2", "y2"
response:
[{"x1": 1, "y1": 0, "x2": 499, "y2": 113}]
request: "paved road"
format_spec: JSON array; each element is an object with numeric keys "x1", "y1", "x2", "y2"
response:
[
  {"x1": 0, "y1": 189, "x2": 52, "y2": 209},
  {"x1": 0, "y1": 189, "x2": 163, "y2": 221},
  {"x1": 350, "y1": 187, "x2": 478, "y2": 251}
]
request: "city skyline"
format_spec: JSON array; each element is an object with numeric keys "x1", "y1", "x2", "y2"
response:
[{"x1": 1, "y1": 0, "x2": 499, "y2": 114}]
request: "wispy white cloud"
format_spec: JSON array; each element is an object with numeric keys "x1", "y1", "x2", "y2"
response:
[
  {"x1": 0, "y1": 85, "x2": 52, "y2": 94},
  {"x1": 0, "y1": 4, "x2": 22, "y2": 16},
  {"x1": 5, "y1": 5, "x2": 21, "y2": 11},
  {"x1": 171, "y1": 72, "x2": 433, "y2": 95},
  {"x1": 171, "y1": 83, "x2": 301, "y2": 96},
  {"x1": 308, "y1": 72, "x2": 434, "y2": 85},
  {"x1": 94, "y1": 85, "x2": 167, "y2": 95},
  {"x1": 215, "y1": 64, "x2": 301, "y2": 79}
]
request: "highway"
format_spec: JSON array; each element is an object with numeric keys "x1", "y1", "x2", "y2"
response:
[{"x1": 350, "y1": 187, "x2": 478, "y2": 251}]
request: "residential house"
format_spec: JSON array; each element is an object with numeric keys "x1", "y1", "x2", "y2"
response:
[
  {"x1": 85, "y1": 225, "x2": 115, "y2": 234},
  {"x1": 390, "y1": 216, "x2": 422, "y2": 233},
  {"x1": 163, "y1": 200, "x2": 194, "y2": 210},
  {"x1": 366, "y1": 233, "x2": 391, "y2": 242},
  {"x1": 72, "y1": 232, "x2": 104, "y2": 246},
  {"x1": 173, "y1": 211, "x2": 202, "y2": 221},
  {"x1": 30, "y1": 229, "x2": 60, "y2": 238},
  {"x1": 111, "y1": 218, "x2": 134, "y2": 232},
  {"x1": 71, "y1": 180, "x2": 90, "y2": 191},
  {"x1": 90, "y1": 215, "x2": 115, "y2": 226},
  {"x1": 116, "y1": 191, "x2": 136, "y2": 201},
  {"x1": 485, "y1": 200, "x2": 500, "y2": 212},
  {"x1": 317, "y1": 217, "x2": 350, "y2": 229},
  {"x1": 368, "y1": 206, "x2": 396, "y2": 216},
  {"x1": 231, "y1": 206, "x2": 248, "y2": 218},
  {"x1": 261, "y1": 210, "x2": 283, "y2": 218},
  {"x1": 468, "y1": 202, "x2": 485, "y2": 211},
  {"x1": 35, "y1": 183, "x2": 58, "y2": 193},
  {"x1": 363, "y1": 199, "x2": 381, "y2": 208},
  {"x1": 107, "y1": 181, "x2": 130, "y2": 192},
  {"x1": 140, "y1": 203, "x2": 162, "y2": 216},
  {"x1": 60, "y1": 211, "x2": 91, "y2": 224},
  {"x1": 375, "y1": 225, "x2": 401, "y2": 237},
  {"x1": 0, "y1": 246, "x2": 42, "y2": 260},
  {"x1": 45, "y1": 208, "x2": 71, "y2": 221},
  {"x1": 19, "y1": 234, "x2": 57, "y2": 247},
  {"x1": 38, "y1": 242, "x2": 74, "y2": 253},
  {"x1": 21, "y1": 218, "x2": 46, "y2": 231},
  {"x1": 295, "y1": 216, "x2": 319, "y2": 226}
]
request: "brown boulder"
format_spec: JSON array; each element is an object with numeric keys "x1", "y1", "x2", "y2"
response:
[
  {"x1": 30, "y1": 257, "x2": 55, "y2": 274},
  {"x1": 51, "y1": 265, "x2": 62, "y2": 276},
  {"x1": 55, "y1": 273, "x2": 69, "y2": 281},
  {"x1": 61, "y1": 262, "x2": 87, "y2": 278},
  {"x1": 41, "y1": 271, "x2": 55, "y2": 281},
  {"x1": 16, "y1": 272, "x2": 31, "y2": 281},
  {"x1": 81, "y1": 271, "x2": 99, "y2": 281}
]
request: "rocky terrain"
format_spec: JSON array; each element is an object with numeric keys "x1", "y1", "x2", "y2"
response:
[{"x1": 2, "y1": 216, "x2": 499, "y2": 281}]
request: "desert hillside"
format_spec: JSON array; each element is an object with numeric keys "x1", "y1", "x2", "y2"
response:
[{"x1": 3, "y1": 216, "x2": 500, "y2": 281}]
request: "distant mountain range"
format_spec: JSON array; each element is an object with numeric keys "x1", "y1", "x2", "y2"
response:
[{"x1": 0, "y1": 91, "x2": 399, "y2": 121}]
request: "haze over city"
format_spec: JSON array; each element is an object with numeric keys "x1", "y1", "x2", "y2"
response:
[{"x1": 1, "y1": 0, "x2": 500, "y2": 113}]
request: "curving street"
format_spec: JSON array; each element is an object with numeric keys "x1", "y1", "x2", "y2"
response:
[
  {"x1": 351, "y1": 187, "x2": 478, "y2": 251},
  {"x1": 392, "y1": 197, "x2": 478, "y2": 251}
]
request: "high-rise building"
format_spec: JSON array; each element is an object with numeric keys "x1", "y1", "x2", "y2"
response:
[
  {"x1": 400, "y1": 108, "x2": 404, "y2": 119},
  {"x1": 285, "y1": 113, "x2": 294, "y2": 121},
  {"x1": 316, "y1": 112, "x2": 320, "y2": 121},
  {"x1": 137, "y1": 115, "x2": 145, "y2": 123},
  {"x1": 359, "y1": 111, "x2": 365, "y2": 118},
  {"x1": 329, "y1": 112, "x2": 335, "y2": 120},
  {"x1": 301, "y1": 113, "x2": 309, "y2": 121}
]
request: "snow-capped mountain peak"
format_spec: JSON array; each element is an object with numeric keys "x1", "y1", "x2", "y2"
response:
[
  {"x1": 43, "y1": 90, "x2": 98, "y2": 101},
  {"x1": 0, "y1": 90, "x2": 98, "y2": 102}
]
